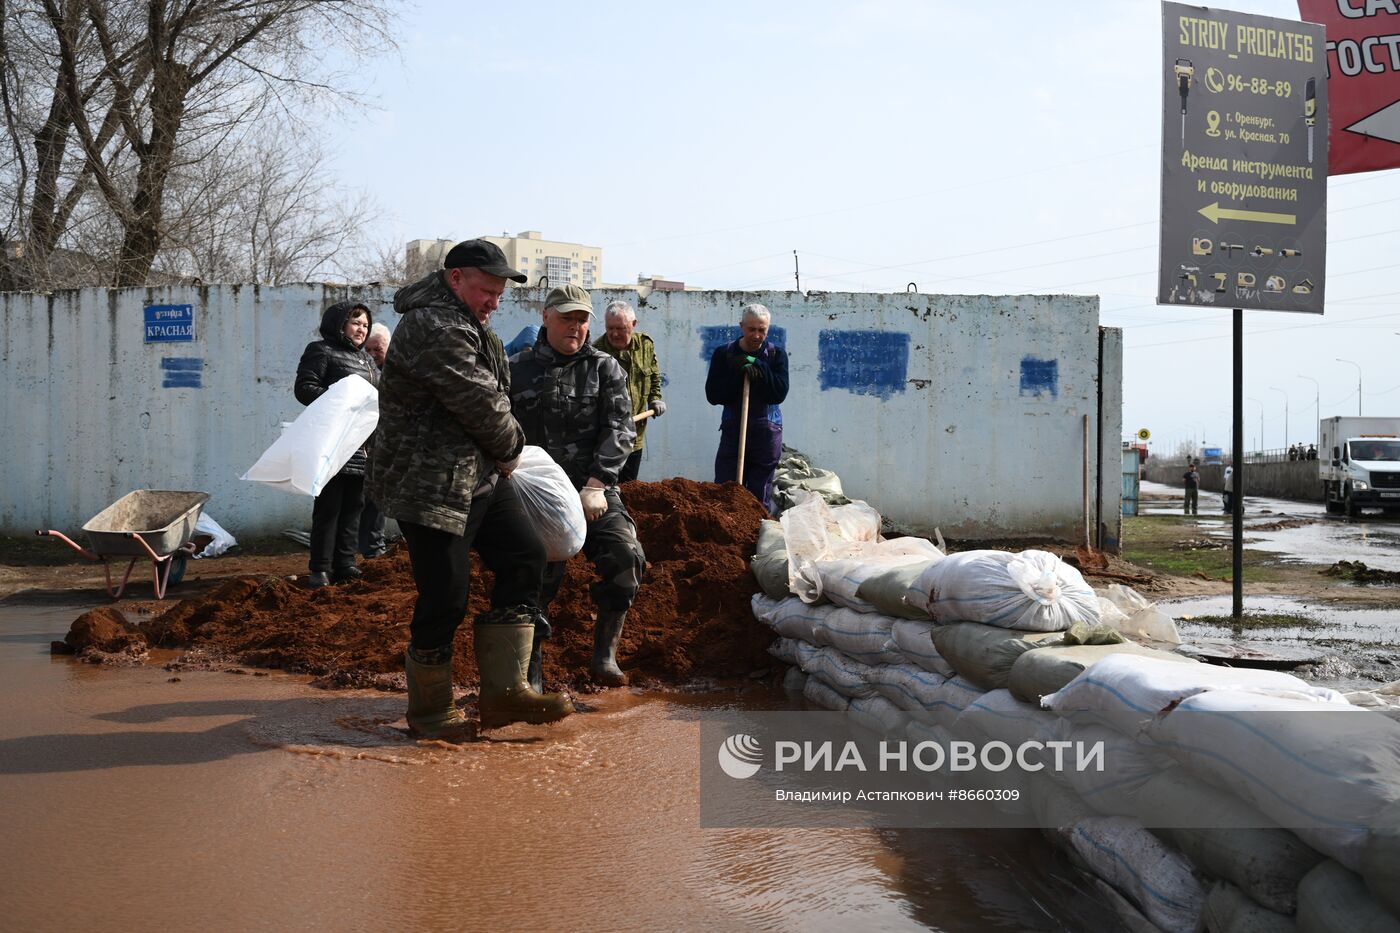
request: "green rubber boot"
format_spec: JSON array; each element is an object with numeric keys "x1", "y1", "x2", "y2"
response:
[
  {"x1": 404, "y1": 648, "x2": 475, "y2": 741},
  {"x1": 474, "y1": 622, "x2": 573, "y2": 729}
]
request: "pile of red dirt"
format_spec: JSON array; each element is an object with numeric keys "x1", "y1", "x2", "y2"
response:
[{"x1": 82, "y1": 478, "x2": 774, "y2": 692}]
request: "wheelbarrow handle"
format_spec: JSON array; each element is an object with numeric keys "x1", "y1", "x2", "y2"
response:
[
  {"x1": 36, "y1": 529, "x2": 99, "y2": 561},
  {"x1": 123, "y1": 531, "x2": 163, "y2": 562}
]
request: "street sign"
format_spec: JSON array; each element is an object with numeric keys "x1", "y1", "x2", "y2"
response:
[
  {"x1": 1137, "y1": 428, "x2": 1152, "y2": 440},
  {"x1": 1298, "y1": 0, "x2": 1400, "y2": 175},
  {"x1": 1158, "y1": 3, "x2": 1328, "y2": 314},
  {"x1": 144, "y1": 304, "x2": 195, "y2": 343}
]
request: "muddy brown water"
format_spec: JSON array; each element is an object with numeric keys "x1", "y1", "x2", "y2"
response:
[{"x1": 0, "y1": 602, "x2": 1116, "y2": 932}]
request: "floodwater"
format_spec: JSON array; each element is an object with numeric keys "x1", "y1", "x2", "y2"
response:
[
  {"x1": 0, "y1": 602, "x2": 1114, "y2": 932},
  {"x1": 1140, "y1": 480, "x2": 1400, "y2": 571}
]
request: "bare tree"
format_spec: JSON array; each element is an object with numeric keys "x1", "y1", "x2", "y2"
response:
[{"x1": 2, "y1": 0, "x2": 394, "y2": 287}]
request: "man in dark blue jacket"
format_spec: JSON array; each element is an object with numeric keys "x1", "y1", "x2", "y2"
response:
[{"x1": 705, "y1": 303, "x2": 789, "y2": 512}]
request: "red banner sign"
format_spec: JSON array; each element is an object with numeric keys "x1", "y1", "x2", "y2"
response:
[{"x1": 1298, "y1": 0, "x2": 1400, "y2": 174}]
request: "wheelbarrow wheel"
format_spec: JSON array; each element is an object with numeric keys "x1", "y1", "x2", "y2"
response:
[{"x1": 167, "y1": 553, "x2": 189, "y2": 587}]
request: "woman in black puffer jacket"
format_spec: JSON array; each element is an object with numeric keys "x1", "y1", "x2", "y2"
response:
[{"x1": 295, "y1": 300, "x2": 379, "y2": 586}]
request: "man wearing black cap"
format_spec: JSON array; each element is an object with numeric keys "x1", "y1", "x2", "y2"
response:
[{"x1": 367, "y1": 239, "x2": 571, "y2": 737}]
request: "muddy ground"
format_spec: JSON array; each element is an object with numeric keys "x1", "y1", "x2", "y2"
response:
[{"x1": 9, "y1": 482, "x2": 1400, "y2": 692}]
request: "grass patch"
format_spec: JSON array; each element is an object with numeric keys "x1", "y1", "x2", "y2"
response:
[
  {"x1": 1186, "y1": 612, "x2": 1320, "y2": 629},
  {"x1": 1121, "y1": 515, "x2": 1287, "y2": 583}
]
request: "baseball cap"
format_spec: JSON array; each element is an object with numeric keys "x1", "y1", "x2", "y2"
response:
[
  {"x1": 442, "y1": 239, "x2": 527, "y2": 283},
  {"x1": 544, "y1": 283, "x2": 594, "y2": 317}
]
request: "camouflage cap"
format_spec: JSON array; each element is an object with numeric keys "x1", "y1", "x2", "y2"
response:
[{"x1": 544, "y1": 283, "x2": 593, "y2": 317}]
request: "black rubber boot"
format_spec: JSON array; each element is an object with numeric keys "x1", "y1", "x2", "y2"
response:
[
  {"x1": 527, "y1": 629, "x2": 545, "y2": 694},
  {"x1": 474, "y1": 622, "x2": 572, "y2": 729},
  {"x1": 306, "y1": 571, "x2": 331, "y2": 588},
  {"x1": 404, "y1": 647, "x2": 475, "y2": 741},
  {"x1": 591, "y1": 609, "x2": 629, "y2": 687},
  {"x1": 332, "y1": 565, "x2": 362, "y2": 584}
]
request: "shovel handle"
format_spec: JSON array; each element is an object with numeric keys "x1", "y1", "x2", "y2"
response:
[{"x1": 736, "y1": 376, "x2": 750, "y2": 484}]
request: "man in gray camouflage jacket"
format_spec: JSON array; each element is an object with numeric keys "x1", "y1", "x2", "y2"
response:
[
  {"x1": 510, "y1": 284, "x2": 646, "y2": 688},
  {"x1": 368, "y1": 239, "x2": 571, "y2": 737}
]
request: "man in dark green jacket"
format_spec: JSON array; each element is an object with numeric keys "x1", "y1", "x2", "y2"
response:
[
  {"x1": 368, "y1": 239, "x2": 571, "y2": 737},
  {"x1": 593, "y1": 299, "x2": 664, "y2": 482}
]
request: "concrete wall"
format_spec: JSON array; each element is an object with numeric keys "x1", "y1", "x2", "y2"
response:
[
  {"x1": 1, "y1": 284, "x2": 1121, "y2": 546},
  {"x1": 1145, "y1": 459, "x2": 1322, "y2": 501}
]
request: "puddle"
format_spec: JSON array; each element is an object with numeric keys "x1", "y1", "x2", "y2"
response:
[
  {"x1": 0, "y1": 602, "x2": 1117, "y2": 931},
  {"x1": 1162, "y1": 594, "x2": 1400, "y2": 691}
]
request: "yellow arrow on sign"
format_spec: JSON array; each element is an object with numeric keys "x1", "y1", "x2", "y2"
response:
[{"x1": 1197, "y1": 202, "x2": 1296, "y2": 225}]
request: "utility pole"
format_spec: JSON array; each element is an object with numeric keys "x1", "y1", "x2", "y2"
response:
[
  {"x1": 1270, "y1": 386, "x2": 1289, "y2": 450},
  {"x1": 793, "y1": 250, "x2": 801, "y2": 292},
  {"x1": 1298, "y1": 374, "x2": 1320, "y2": 425}
]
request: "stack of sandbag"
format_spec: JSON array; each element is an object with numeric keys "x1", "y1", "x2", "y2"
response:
[{"x1": 752, "y1": 516, "x2": 1400, "y2": 931}]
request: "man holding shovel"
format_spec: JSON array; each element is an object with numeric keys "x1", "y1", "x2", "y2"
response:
[{"x1": 705, "y1": 303, "x2": 789, "y2": 513}]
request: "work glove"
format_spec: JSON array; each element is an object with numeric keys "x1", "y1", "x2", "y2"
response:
[
  {"x1": 649, "y1": 399, "x2": 666, "y2": 418},
  {"x1": 495, "y1": 454, "x2": 522, "y2": 477},
  {"x1": 580, "y1": 484, "x2": 608, "y2": 522},
  {"x1": 742, "y1": 357, "x2": 764, "y2": 383}
]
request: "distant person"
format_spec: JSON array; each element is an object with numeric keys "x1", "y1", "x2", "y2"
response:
[
  {"x1": 368, "y1": 239, "x2": 571, "y2": 738},
  {"x1": 705, "y1": 303, "x2": 789, "y2": 512},
  {"x1": 593, "y1": 300, "x2": 664, "y2": 482},
  {"x1": 360, "y1": 322, "x2": 392, "y2": 559},
  {"x1": 1222, "y1": 460, "x2": 1235, "y2": 513},
  {"x1": 1288, "y1": 444, "x2": 1300, "y2": 461},
  {"x1": 1306, "y1": 443, "x2": 1318, "y2": 460},
  {"x1": 294, "y1": 301, "x2": 378, "y2": 587},
  {"x1": 1182, "y1": 463, "x2": 1200, "y2": 514},
  {"x1": 510, "y1": 284, "x2": 645, "y2": 688}
]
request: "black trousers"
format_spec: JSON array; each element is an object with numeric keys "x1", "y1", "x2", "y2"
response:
[
  {"x1": 617, "y1": 448, "x2": 644, "y2": 483},
  {"x1": 541, "y1": 487, "x2": 645, "y2": 613},
  {"x1": 358, "y1": 495, "x2": 388, "y2": 557},
  {"x1": 400, "y1": 478, "x2": 546, "y2": 652},
  {"x1": 310, "y1": 472, "x2": 364, "y2": 573}
]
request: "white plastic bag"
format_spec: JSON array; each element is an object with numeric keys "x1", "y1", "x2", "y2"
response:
[
  {"x1": 1103, "y1": 583, "x2": 1182, "y2": 646},
  {"x1": 510, "y1": 446, "x2": 586, "y2": 562},
  {"x1": 241, "y1": 375, "x2": 378, "y2": 497},
  {"x1": 192, "y1": 512, "x2": 237, "y2": 559},
  {"x1": 780, "y1": 491, "x2": 885, "y2": 598}
]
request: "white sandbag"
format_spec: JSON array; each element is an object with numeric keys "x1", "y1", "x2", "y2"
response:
[
  {"x1": 858, "y1": 559, "x2": 941, "y2": 619},
  {"x1": 1044, "y1": 720, "x2": 1173, "y2": 817},
  {"x1": 1146, "y1": 689, "x2": 1398, "y2": 872},
  {"x1": 924, "y1": 675, "x2": 986, "y2": 731},
  {"x1": 1103, "y1": 583, "x2": 1182, "y2": 646},
  {"x1": 767, "y1": 637, "x2": 802, "y2": 666},
  {"x1": 1199, "y1": 882, "x2": 1298, "y2": 933},
  {"x1": 1067, "y1": 816, "x2": 1206, "y2": 933},
  {"x1": 510, "y1": 446, "x2": 587, "y2": 561},
  {"x1": 1042, "y1": 653, "x2": 1348, "y2": 717},
  {"x1": 889, "y1": 620, "x2": 955, "y2": 677},
  {"x1": 241, "y1": 374, "x2": 378, "y2": 496},
  {"x1": 781, "y1": 492, "x2": 883, "y2": 599},
  {"x1": 750, "y1": 520, "x2": 792, "y2": 599},
  {"x1": 815, "y1": 607, "x2": 904, "y2": 664},
  {"x1": 954, "y1": 688, "x2": 1058, "y2": 751},
  {"x1": 803, "y1": 674, "x2": 850, "y2": 711},
  {"x1": 804, "y1": 538, "x2": 944, "y2": 611},
  {"x1": 919, "y1": 549, "x2": 1100, "y2": 632},
  {"x1": 849, "y1": 694, "x2": 906, "y2": 737},
  {"x1": 868, "y1": 662, "x2": 949, "y2": 718},
  {"x1": 1008, "y1": 642, "x2": 1193, "y2": 705},
  {"x1": 798, "y1": 646, "x2": 878, "y2": 699},
  {"x1": 932, "y1": 623, "x2": 1062, "y2": 690},
  {"x1": 192, "y1": 512, "x2": 237, "y2": 559},
  {"x1": 751, "y1": 594, "x2": 829, "y2": 644},
  {"x1": 1109, "y1": 769, "x2": 1324, "y2": 915},
  {"x1": 1295, "y1": 861, "x2": 1400, "y2": 933},
  {"x1": 1363, "y1": 800, "x2": 1400, "y2": 918},
  {"x1": 782, "y1": 667, "x2": 807, "y2": 693}
]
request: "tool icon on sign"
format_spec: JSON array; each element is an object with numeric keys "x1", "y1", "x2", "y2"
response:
[
  {"x1": 1174, "y1": 59, "x2": 1194, "y2": 144},
  {"x1": 1213, "y1": 272, "x2": 1228, "y2": 292},
  {"x1": 1192, "y1": 237, "x2": 1213, "y2": 256},
  {"x1": 1237, "y1": 272, "x2": 1256, "y2": 288},
  {"x1": 1292, "y1": 279, "x2": 1313, "y2": 295},
  {"x1": 1264, "y1": 275, "x2": 1285, "y2": 293},
  {"x1": 1281, "y1": 248, "x2": 1302, "y2": 258},
  {"x1": 1221, "y1": 242, "x2": 1246, "y2": 257},
  {"x1": 1251, "y1": 246, "x2": 1274, "y2": 257}
]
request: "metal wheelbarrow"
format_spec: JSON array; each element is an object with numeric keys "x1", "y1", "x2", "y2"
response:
[{"x1": 37, "y1": 490, "x2": 210, "y2": 599}]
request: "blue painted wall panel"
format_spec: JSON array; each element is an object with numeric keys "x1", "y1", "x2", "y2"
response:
[
  {"x1": 697, "y1": 324, "x2": 786, "y2": 362},
  {"x1": 818, "y1": 330, "x2": 909, "y2": 400},
  {"x1": 1019, "y1": 357, "x2": 1059, "y2": 398}
]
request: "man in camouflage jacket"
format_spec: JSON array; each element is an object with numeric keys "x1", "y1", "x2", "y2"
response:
[
  {"x1": 593, "y1": 299, "x2": 664, "y2": 482},
  {"x1": 510, "y1": 284, "x2": 645, "y2": 687},
  {"x1": 368, "y1": 239, "x2": 571, "y2": 737}
]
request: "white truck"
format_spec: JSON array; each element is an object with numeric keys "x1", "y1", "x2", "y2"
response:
[{"x1": 1318, "y1": 416, "x2": 1400, "y2": 516}]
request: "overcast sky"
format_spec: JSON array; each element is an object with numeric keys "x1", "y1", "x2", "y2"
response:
[{"x1": 325, "y1": 0, "x2": 1400, "y2": 456}]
